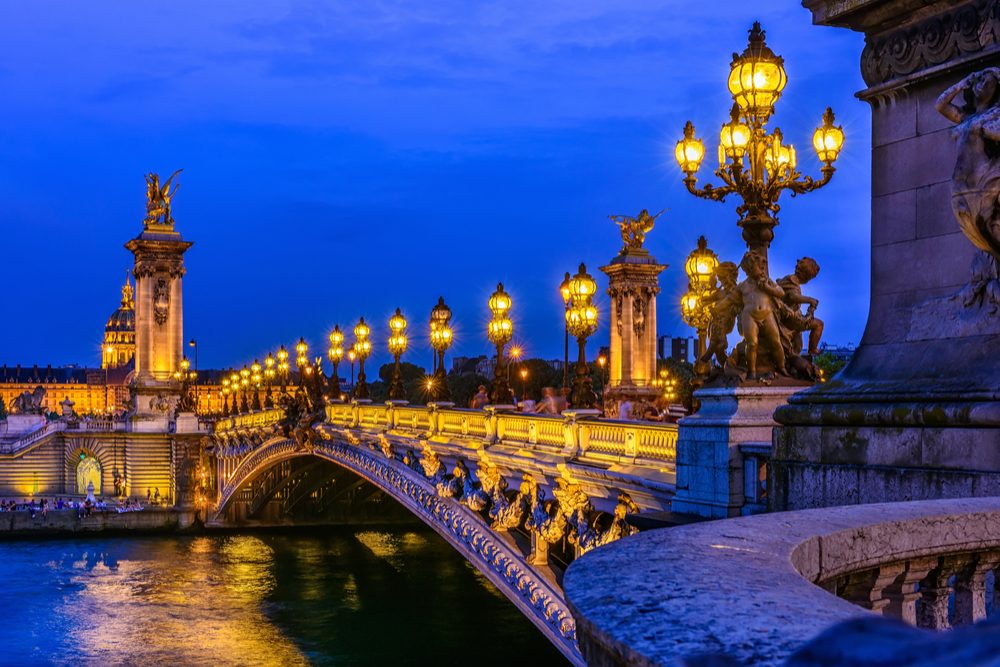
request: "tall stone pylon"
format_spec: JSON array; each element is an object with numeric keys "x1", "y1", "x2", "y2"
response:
[
  {"x1": 601, "y1": 209, "x2": 666, "y2": 407},
  {"x1": 124, "y1": 170, "x2": 192, "y2": 428}
]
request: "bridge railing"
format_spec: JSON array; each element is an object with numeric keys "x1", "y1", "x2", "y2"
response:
[
  {"x1": 213, "y1": 401, "x2": 678, "y2": 467},
  {"x1": 318, "y1": 401, "x2": 677, "y2": 465},
  {"x1": 215, "y1": 408, "x2": 284, "y2": 432},
  {"x1": 565, "y1": 496, "x2": 1000, "y2": 666}
]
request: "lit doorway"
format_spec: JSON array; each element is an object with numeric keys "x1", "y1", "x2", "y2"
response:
[{"x1": 76, "y1": 456, "x2": 102, "y2": 495}]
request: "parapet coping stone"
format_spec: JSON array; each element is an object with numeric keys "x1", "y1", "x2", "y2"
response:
[{"x1": 564, "y1": 496, "x2": 1000, "y2": 666}]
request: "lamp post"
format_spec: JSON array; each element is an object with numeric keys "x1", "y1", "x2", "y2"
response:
[
  {"x1": 295, "y1": 338, "x2": 308, "y2": 387},
  {"x1": 597, "y1": 353, "x2": 608, "y2": 410},
  {"x1": 519, "y1": 367, "x2": 528, "y2": 403},
  {"x1": 229, "y1": 370, "x2": 240, "y2": 415},
  {"x1": 352, "y1": 318, "x2": 372, "y2": 400},
  {"x1": 682, "y1": 236, "x2": 719, "y2": 375},
  {"x1": 276, "y1": 345, "x2": 289, "y2": 393},
  {"x1": 487, "y1": 283, "x2": 514, "y2": 405},
  {"x1": 328, "y1": 325, "x2": 344, "y2": 401},
  {"x1": 387, "y1": 309, "x2": 409, "y2": 401},
  {"x1": 348, "y1": 348, "x2": 357, "y2": 389},
  {"x1": 429, "y1": 296, "x2": 453, "y2": 402},
  {"x1": 251, "y1": 360, "x2": 262, "y2": 411},
  {"x1": 559, "y1": 272, "x2": 571, "y2": 389},
  {"x1": 221, "y1": 377, "x2": 230, "y2": 416},
  {"x1": 239, "y1": 366, "x2": 250, "y2": 414},
  {"x1": 264, "y1": 353, "x2": 276, "y2": 408},
  {"x1": 566, "y1": 263, "x2": 599, "y2": 409},
  {"x1": 675, "y1": 22, "x2": 844, "y2": 267}
]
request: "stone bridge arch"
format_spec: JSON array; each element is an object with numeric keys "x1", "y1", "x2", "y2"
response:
[{"x1": 213, "y1": 432, "x2": 581, "y2": 665}]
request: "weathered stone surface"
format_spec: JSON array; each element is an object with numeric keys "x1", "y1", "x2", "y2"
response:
[
  {"x1": 786, "y1": 616, "x2": 1000, "y2": 667},
  {"x1": 565, "y1": 497, "x2": 1000, "y2": 666},
  {"x1": 672, "y1": 387, "x2": 797, "y2": 518}
]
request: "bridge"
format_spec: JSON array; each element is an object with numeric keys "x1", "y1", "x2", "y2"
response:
[{"x1": 206, "y1": 401, "x2": 678, "y2": 664}]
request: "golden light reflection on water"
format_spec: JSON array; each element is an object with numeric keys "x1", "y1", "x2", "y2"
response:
[{"x1": 51, "y1": 537, "x2": 308, "y2": 667}]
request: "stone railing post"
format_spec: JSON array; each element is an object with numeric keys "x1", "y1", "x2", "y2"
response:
[
  {"x1": 917, "y1": 557, "x2": 966, "y2": 629},
  {"x1": 883, "y1": 557, "x2": 935, "y2": 625},
  {"x1": 427, "y1": 402, "x2": 454, "y2": 437},
  {"x1": 953, "y1": 552, "x2": 1000, "y2": 625},
  {"x1": 838, "y1": 564, "x2": 904, "y2": 615},
  {"x1": 484, "y1": 406, "x2": 514, "y2": 446},
  {"x1": 385, "y1": 400, "x2": 407, "y2": 430},
  {"x1": 561, "y1": 409, "x2": 601, "y2": 459}
]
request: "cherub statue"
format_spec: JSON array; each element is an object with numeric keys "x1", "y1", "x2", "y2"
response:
[
  {"x1": 737, "y1": 250, "x2": 786, "y2": 379},
  {"x1": 698, "y1": 261, "x2": 741, "y2": 371},
  {"x1": 609, "y1": 208, "x2": 664, "y2": 251},
  {"x1": 777, "y1": 257, "x2": 824, "y2": 356},
  {"x1": 937, "y1": 68, "x2": 1000, "y2": 306},
  {"x1": 143, "y1": 169, "x2": 183, "y2": 228}
]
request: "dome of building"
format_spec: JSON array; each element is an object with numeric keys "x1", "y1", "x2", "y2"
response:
[
  {"x1": 105, "y1": 279, "x2": 135, "y2": 332},
  {"x1": 102, "y1": 275, "x2": 136, "y2": 369}
]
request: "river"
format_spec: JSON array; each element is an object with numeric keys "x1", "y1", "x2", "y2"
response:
[{"x1": 0, "y1": 529, "x2": 566, "y2": 666}]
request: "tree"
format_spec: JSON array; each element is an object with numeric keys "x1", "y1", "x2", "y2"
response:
[
  {"x1": 377, "y1": 361, "x2": 432, "y2": 404},
  {"x1": 447, "y1": 372, "x2": 492, "y2": 408},
  {"x1": 813, "y1": 351, "x2": 847, "y2": 381},
  {"x1": 508, "y1": 358, "x2": 563, "y2": 403},
  {"x1": 658, "y1": 358, "x2": 696, "y2": 411}
]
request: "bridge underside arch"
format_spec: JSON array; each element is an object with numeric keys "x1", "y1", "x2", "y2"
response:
[
  {"x1": 219, "y1": 455, "x2": 416, "y2": 526},
  {"x1": 213, "y1": 435, "x2": 580, "y2": 665}
]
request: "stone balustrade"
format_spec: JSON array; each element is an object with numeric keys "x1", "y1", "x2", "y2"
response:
[
  {"x1": 318, "y1": 402, "x2": 678, "y2": 466},
  {"x1": 565, "y1": 497, "x2": 1000, "y2": 666}
]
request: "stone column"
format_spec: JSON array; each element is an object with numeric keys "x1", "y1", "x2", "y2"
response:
[
  {"x1": 601, "y1": 249, "x2": 665, "y2": 403},
  {"x1": 125, "y1": 221, "x2": 192, "y2": 425},
  {"x1": 773, "y1": 0, "x2": 1000, "y2": 510}
]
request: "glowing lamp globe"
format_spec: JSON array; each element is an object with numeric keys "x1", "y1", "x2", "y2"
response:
[
  {"x1": 675, "y1": 121, "x2": 705, "y2": 175},
  {"x1": 813, "y1": 107, "x2": 845, "y2": 164},
  {"x1": 728, "y1": 22, "x2": 787, "y2": 120},
  {"x1": 685, "y1": 236, "x2": 719, "y2": 289},
  {"x1": 488, "y1": 283, "x2": 512, "y2": 317}
]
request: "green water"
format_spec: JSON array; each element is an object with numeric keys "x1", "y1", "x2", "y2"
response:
[{"x1": 0, "y1": 529, "x2": 566, "y2": 665}]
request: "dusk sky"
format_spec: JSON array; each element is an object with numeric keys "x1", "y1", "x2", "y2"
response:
[{"x1": 0, "y1": 2, "x2": 869, "y2": 371}]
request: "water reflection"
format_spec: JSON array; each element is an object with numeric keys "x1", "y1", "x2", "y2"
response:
[{"x1": 0, "y1": 530, "x2": 565, "y2": 666}]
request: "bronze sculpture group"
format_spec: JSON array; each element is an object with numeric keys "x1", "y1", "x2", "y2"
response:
[{"x1": 697, "y1": 249, "x2": 825, "y2": 383}]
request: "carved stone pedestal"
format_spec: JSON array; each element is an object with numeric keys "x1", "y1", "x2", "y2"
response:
[
  {"x1": 774, "y1": 0, "x2": 1000, "y2": 510},
  {"x1": 672, "y1": 386, "x2": 798, "y2": 519}
]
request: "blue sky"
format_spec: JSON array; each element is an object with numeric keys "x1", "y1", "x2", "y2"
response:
[{"x1": 0, "y1": 1, "x2": 869, "y2": 370}]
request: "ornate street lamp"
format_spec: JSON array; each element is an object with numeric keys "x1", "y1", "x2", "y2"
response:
[
  {"x1": 352, "y1": 318, "x2": 372, "y2": 399},
  {"x1": 328, "y1": 325, "x2": 345, "y2": 401},
  {"x1": 295, "y1": 337, "x2": 308, "y2": 386},
  {"x1": 276, "y1": 345, "x2": 289, "y2": 393},
  {"x1": 264, "y1": 352, "x2": 276, "y2": 408},
  {"x1": 559, "y1": 272, "x2": 571, "y2": 389},
  {"x1": 487, "y1": 283, "x2": 514, "y2": 405},
  {"x1": 565, "y1": 263, "x2": 599, "y2": 409},
  {"x1": 429, "y1": 296, "x2": 453, "y2": 402},
  {"x1": 239, "y1": 366, "x2": 250, "y2": 414},
  {"x1": 229, "y1": 370, "x2": 240, "y2": 414},
  {"x1": 221, "y1": 377, "x2": 231, "y2": 416},
  {"x1": 682, "y1": 236, "x2": 719, "y2": 374},
  {"x1": 251, "y1": 359, "x2": 262, "y2": 411},
  {"x1": 387, "y1": 309, "x2": 409, "y2": 400},
  {"x1": 348, "y1": 347, "x2": 357, "y2": 389},
  {"x1": 675, "y1": 22, "x2": 844, "y2": 265}
]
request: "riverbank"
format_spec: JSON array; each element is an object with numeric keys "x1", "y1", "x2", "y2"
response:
[{"x1": 0, "y1": 507, "x2": 200, "y2": 536}]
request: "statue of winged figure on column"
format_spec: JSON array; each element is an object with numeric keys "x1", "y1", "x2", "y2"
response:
[{"x1": 143, "y1": 169, "x2": 183, "y2": 229}]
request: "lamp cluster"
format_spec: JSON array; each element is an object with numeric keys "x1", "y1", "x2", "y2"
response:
[
  {"x1": 486, "y1": 283, "x2": 514, "y2": 404},
  {"x1": 563, "y1": 263, "x2": 600, "y2": 410},
  {"x1": 674, "y1": 22, "x2": 845, "y2": 259},
  {"x1": 681, "y1": 236, "x2": 719, "y2": 372}
]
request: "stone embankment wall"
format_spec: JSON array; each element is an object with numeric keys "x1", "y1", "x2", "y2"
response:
[{"x1": 0, "y1": 508, "x2": 198, "y2": 536}]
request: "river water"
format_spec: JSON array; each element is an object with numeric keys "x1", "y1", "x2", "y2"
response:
[{"x1": 0, "y1": 529, "x2": 566, "y2": 666}]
